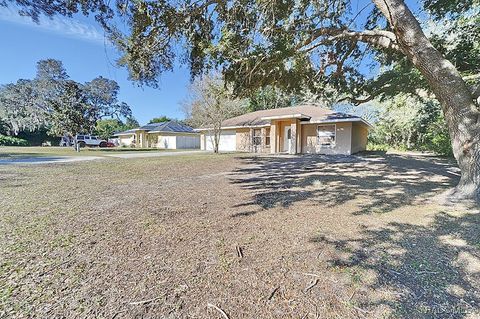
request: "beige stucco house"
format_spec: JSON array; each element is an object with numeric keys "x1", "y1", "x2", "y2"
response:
[
  {"x1": 114, "y1": 121, "x2": 200, "y2": 149},
  {"x1": 196, "y1": 104, "x2": 371, "y2": 155}
]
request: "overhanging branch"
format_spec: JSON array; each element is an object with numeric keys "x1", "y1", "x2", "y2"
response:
[
  {"x1": 337, "y1": 94, "x2": 376, "y2": 105},
  {"x1": 463, "y1": 74, "x2": 480, "y2": 101},
  {"x1": 298, "y1": 28, "x2": 401, "y2": 53},
  {"x1": 463, "y1": 74, "x2": 480, "y2": 81}
]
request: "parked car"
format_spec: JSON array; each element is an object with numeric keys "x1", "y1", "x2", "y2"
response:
[{"x1": 75, "y1": 135, "x2": 108, "y2": 148}]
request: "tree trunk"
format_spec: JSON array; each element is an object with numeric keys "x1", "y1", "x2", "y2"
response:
[
  {"x1": 373, "y1": 0, "x2": 480, "y2": 202},
  {"x1": 213, "y1": 127, "x2": 220, "y2": 154}
]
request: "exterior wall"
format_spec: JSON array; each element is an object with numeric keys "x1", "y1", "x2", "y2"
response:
[
  {"x1": 301, "y1": 122, "x2": 353, "y2": 155},
  {"x1": 235, "y1": 127, "x2": 271, "y2": 153},
  {"x1": 118, "y1": 134, "x2": 135, "y2": 147},
  {"x1": 157, "y1": 135, "x2": 177, "y2": 149},
  {"x1": 236, "y1": 128, "x2": 251, "y2": 152},
  {"x1": 351, "y1": 122, "x2": 369, "y2": 154}
]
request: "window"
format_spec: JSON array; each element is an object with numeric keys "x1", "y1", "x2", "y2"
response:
[
  {"x1": 253, "y1": 129, "x2": 262, "y2": 146},
  {"x1": 265, "y1": 128, "x2": 270, "y2": 146},
  {"x1": 76, "y1": 135, "x2": 84, "y2": 140},
  {"x1": 317, "y1": 125, "x2": 336, "y2": 147}
]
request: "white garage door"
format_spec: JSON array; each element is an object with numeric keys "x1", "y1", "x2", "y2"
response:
[{"x1": 205, "y1": 130, "x2": 236, "y2": 151}]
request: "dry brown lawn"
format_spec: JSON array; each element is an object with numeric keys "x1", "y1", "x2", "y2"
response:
[{"x1": 1, "y1": 151, "x2": 479, "y2": 318}]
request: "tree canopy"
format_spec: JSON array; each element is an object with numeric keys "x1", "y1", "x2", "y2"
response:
[
  {"x1": 0, "y1": 59, "x2": 132, "y2": 136},
  {"x1": 149, "y1": 116, "x2": 172, "y2": 123},
  {"x1": 5, "y1": 0, "x2": 477, "y2": 100},
  {"x1": 95, "y1": 118, "x2": 138, "y2": 139}
]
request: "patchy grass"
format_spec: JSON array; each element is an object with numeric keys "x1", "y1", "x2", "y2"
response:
[{"x1": 0, "y1": 152, "x2": 479, "y2": 318}]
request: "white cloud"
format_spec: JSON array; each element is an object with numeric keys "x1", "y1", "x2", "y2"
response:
[{"x1": 0, "y1": 5, "x2": 107, "y2": 44}]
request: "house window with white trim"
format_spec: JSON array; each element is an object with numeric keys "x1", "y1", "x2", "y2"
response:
[
  {"x1": 317, "y1": 125, "x2": 336, "y2": 147},
  {"x1": 253, "y1": 129, "x2": 262, "y2": 146}
]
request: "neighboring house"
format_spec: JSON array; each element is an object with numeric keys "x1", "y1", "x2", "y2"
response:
[
  {"x1": 196, "y1": 104, "x2": 371, "y2": 155},
  {"x1": 114, "y1": 121, "x2": 200, "y2": 149}
]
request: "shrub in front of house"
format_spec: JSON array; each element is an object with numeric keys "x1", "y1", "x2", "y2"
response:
[{"x1": 0, "y1": 134, "x2": 29, "y2": 146}]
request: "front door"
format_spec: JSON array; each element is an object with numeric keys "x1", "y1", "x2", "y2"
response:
[{"x1": 283, "y1": 126, "x2": 291, "y2": 152}]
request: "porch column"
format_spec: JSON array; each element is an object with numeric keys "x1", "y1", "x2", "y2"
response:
[
  {"x1": 296, "y1": 119, "x2": 302, "y2": 154},
  {"x1": 270, "y1": 121, "x2": 277, "y2": 154},
  {"x1": 200, "y1": 133, "x2": 205, "y2": 150},
  {"x1": 135, "y1": 131, "x2": 140, "y2": 147},
  {"x1": 290, "y1": 121, "x2": 297, "y2": 154}
]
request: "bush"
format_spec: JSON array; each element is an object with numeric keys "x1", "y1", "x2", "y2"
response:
[
  {"x1": 16, "y1": 128, "x2": 60, "y2": 146},
  {"x1": 0, "y1": 134, "x2": 29, "y2": 146},
  {"x1": 423, "y1": 118, "x2": 453, "y2": 156},
  {"x1": 368, "y1": 94, "x2": 454, "y2": 157},
  {"x1": 366, "y1": 142, "x2": 389, "y2": 151}
]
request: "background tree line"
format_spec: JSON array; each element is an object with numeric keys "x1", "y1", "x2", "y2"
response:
[{"x1": 0, "y1": 59, "x2": 136, "y2": 145}]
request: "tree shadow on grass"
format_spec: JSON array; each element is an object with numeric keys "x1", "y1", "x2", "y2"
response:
[
  {"x1": 311, "y1": 211, "x2": 480, "y2": 318},
  {"x1": 229, "y1": 152, "x2": 461, "y2": 216}
]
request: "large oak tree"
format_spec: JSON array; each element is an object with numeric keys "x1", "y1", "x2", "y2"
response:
[{"x1": 4, "y1": 0, "x2": 479, "y2": 201}]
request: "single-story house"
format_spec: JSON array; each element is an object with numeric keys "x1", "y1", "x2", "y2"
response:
[
  {"x1": 196, "y1": 104, "x2": 371, "y2": 155},
  {"x1": 114, "y1": 121, "x2": 200, "y2": 149}
]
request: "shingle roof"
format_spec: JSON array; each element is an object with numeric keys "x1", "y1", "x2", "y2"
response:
[
  {"x1": 113, "y1": 128, "x2": 136, "y2": 136},
  {"x1": 216, "y1": 103, "x2": 367, "y2": 128},
  {"x1": 114, "y1": 121, "x2": 196, "y2": 136},
  {"x1": 147, "y1": 121, "x2": 196, "y2": 133}
]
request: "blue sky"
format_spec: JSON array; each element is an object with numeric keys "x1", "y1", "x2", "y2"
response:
[{"x1": 0, "y1": 6, "x2": 191, "y2": 125}]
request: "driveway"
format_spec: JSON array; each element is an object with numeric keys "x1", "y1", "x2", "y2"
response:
[
  {"x1": 0, "y1": 155, "x2": 104, "y2": 165},
  {"x1": 0, "y1": 150, "x2": 206, "y2": 165}
]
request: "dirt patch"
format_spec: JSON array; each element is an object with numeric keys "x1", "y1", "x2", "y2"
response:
[{"x1": 0, "y1": 152, "x2": 478, "y2": 318}]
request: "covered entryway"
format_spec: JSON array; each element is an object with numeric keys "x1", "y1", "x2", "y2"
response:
[{"x1": 269, "y1": 119, "x2": 302, "y2": 154}]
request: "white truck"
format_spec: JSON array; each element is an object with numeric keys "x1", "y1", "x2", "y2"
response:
[{"x1": 75, "y1": 135, "x2": 108, "y2": 148}]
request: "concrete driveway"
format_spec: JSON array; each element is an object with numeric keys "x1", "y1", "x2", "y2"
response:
[{"x1": 0, "y1": 150, "x2": 206, "y2": 165}]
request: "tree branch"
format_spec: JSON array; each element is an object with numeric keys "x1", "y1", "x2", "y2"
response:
[
  {"x1": 463, "y1": 74, "x2": 480, "y2": 81},
  {"x1": 337, "y1": 94, "x2": 376, "y2": 105},
  {"x1": 298, "y1": 28, "x2": 401, "y2": 53},
  {"x1": 334, "y1": 42, "x2": 357, "y2": 76},
  {"x1": 462, "y1": 74, "x2": 480, "y2": 101}
]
